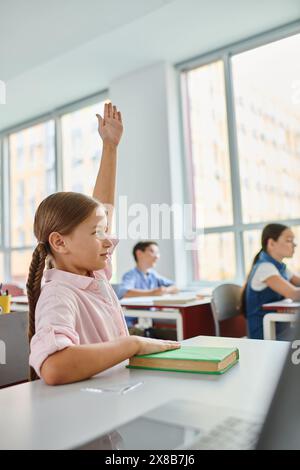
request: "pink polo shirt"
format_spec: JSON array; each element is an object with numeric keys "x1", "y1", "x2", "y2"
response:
[{"x1": 29, "y1": 246, "x2": 129, "y2": 377}]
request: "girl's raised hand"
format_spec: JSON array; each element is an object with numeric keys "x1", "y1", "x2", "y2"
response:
[
  {"x1": 134, "y1": 336, "x2": 181, "y2": 356},
  {"x1": 96, "y1": 102, "x2": 123, "y2": 147}
]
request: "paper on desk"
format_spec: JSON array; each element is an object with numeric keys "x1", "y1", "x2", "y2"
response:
[{"x1": 81, "y1": 381, "x2": 143, "y2": 395}]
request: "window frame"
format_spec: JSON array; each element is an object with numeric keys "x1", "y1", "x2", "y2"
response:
[
  {"x1": 177, "y1": 20, "x2": 300, "y2": 287},
  {"x1": 0, "y1": 90, "x2": 108, "y2": 284}
]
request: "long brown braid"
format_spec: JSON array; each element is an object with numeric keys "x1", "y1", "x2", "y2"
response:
[
  {"x1": 27, "y1": 243, "x2": 48, "y2": 381},
  {"x1": 26, "y1": 192, "x2": 100, "y2": 381}
]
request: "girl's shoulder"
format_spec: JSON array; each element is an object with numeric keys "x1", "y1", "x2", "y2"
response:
[
  {"x1": 36, "y1": 281, "x2": 81, "y2": 322},
  {"x1": 254, "y1": 261, "x2": 279, "y2": 275},
  {"x1": 40, "y1": 279, "x2": 79, "y2": 302},
  {"x1": 250, "y1": 262, "x2": 280, "y2": 292}
]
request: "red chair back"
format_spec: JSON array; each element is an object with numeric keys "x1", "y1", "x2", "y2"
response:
[{"x1": 2, "y1": 284, "x2": 24, "y2": 296}]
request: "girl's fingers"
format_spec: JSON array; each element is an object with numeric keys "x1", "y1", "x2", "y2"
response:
[
  {"x1": 96, "y1": 113, "x2": 103, "y2": 127},
  {"x1": 104, "y1": 103, "x2": 108, "y2": 119},
  {"x1": 167, "y1": 342, "x2": 180, "y2": 348},
  {"x1": 100, "y1": 103, "x2": 122, "y2": 122}
]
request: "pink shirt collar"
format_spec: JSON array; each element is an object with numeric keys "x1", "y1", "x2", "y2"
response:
[{"x1": 43, "y1": 268, "x2": 104, "y2": 290}]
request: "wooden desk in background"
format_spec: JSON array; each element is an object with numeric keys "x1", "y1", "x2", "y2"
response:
[{"x1": 121, "y1": 296, "x2": 215, "y2": 339}]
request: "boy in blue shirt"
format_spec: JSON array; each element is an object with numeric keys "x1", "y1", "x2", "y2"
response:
[{"x1": 118, "y1": 241, "x2": 178, "y2": 299}]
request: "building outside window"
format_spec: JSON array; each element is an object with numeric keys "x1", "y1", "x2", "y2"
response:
[{"x1": 181, "y1": 32, "x2": 300, "y2": 285}]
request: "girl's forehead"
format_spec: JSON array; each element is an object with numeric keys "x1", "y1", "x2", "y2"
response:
[
  {"x1": 95, "y1": 206, "x2": 107, "y2": 220},
  {"x1": 83, "y1": 206, "x2": 107, "y2": 226}
]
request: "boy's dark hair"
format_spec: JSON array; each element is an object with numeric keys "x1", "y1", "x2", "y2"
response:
[{"x1": 133, "y1": 241, "x2": 158, "y2": 262}]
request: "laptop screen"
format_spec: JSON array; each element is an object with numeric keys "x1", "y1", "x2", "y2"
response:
[{"x1": 257, "y1": 316, "x2": 300, "y2": 449}]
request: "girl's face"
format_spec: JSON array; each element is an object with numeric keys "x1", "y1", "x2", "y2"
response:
[
  {"x1": 268, "y1": 228, "x2": 296, "y2": 260},
  {"x1": 51, "y1": 206, "x2": 113, "y2": 275}
]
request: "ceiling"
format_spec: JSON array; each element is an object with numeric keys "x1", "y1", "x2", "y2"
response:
[
  {"x1": 0, "y1": 0, "x2": 299, "y2": 131},
  {"x1": 0, "y1": 0, "x2": 175, "y2": 81}
]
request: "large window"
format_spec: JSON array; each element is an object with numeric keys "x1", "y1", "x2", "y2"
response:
[
  {"x1": 196, "y1": 232, "x2": 236, "y2": 282},
  {"x1": 0, "y1": 94, "x2": 108, "y2": 286},
  {"x1": 182, "y1": 31, "x2": 300, "y2": 284},
  {"x1": 232, "y1": 35, "x2": 300, "y2": 224},
  {"x1": 182, "y1": 60, "x2": 235, "y2": 281},
  {"x1": 61, "y1": 102, "x2": 105, "y2": 194},
  {"x1": 7, "y1": 121, "x2": 56, "y2": 284},
  {"x1": 11, "y1": 249, "x2": 34, "y2": 285},
  {"x1": 9, "y1": 121, "x2": 56, "y2": 248}
]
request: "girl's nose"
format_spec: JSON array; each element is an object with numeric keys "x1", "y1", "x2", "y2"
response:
[{"x1": 104, "y1": 237, "x2": 114, "y2": 248}]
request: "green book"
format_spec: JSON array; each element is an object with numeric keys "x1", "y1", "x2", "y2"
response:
[{"x1": 127, "y1": 346, "x2": 239, "y2": 375}]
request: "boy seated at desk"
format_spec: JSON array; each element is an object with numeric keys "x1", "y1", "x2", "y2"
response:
[
  {"x1": 118, "y1": 241, "x2": 179, "y2": 332},
  {"x1": 118, "y1": 241, "x2": 178, "y2": 300}
]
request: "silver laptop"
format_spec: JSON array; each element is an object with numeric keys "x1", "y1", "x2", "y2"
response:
[
  {"x1": 76, "y1": 398, "x2": 264, "y2": 450},
  {"x1": 256, "y1": 318, "x2": 300, "y2": 449}
]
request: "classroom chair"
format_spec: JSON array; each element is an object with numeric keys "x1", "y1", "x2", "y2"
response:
[
  {"x1": 211, "y1": 283, "x2": 247, "y2": 337},
  {"x1": 111, "y1": 283, "x2": 120, "y2": 297},
  {"x1": 0, "y1": 311, "x2": 29, "y2": 388}
]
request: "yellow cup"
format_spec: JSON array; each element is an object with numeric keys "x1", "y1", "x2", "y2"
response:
[{"x1": 0, "y1": 295, "x2": 11, "y2": 314}]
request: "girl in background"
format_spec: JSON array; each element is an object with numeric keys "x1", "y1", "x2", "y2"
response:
[
  {"x1": 241, "y1": 223, "x2": 300, "y2": 340},
  {"x1": 27, "y1": 103, "x2": 180, "y2": 385}
]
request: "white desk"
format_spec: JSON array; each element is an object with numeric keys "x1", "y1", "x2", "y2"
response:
[
  {"x1": 124, "y1": 308, "x2": 184, "y2": 340},
  {"x1": 11, "y1": 296, "x2": 28, "y2": 304},
  {"x1": 0, "y1": 335, "x2": 288, "y2": 450},
  {"x1": 262, "y1": 299, "x2": 300, "y2": 311},
  {"x1": 262, "y1": 300, "x2": 300, "y2": 340},
  {"x1": 10, "y1": 295, "x2": 28, "y2": 313}
]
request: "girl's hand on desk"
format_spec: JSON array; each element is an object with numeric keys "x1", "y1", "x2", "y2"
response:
[
  {"x1": 96, "y1": 102, "x2": 123, "y2": 147},
  {"x1": 133, "y1": 336, "x2": 181, "y2": 356}
]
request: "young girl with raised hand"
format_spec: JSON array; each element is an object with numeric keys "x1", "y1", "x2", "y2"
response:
[
  {"x1": 241, "y1": 223, "x2": 300, "y2": 340},
  {"x1": 27, "y1": 103, "x2": 180, "y2": 385}
]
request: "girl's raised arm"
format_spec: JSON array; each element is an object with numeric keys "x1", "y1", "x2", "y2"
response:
[{"x1": 93, "y1": 102, "x2": 123, "y2": 233}]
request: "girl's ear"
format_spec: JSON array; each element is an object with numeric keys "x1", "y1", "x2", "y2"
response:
[
  {"x1": 48, "y1": 232, "x2": 68, "y2": 254},
  {"x1": 266, "y1": 238, "x2": 275, "y2": 251}
]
